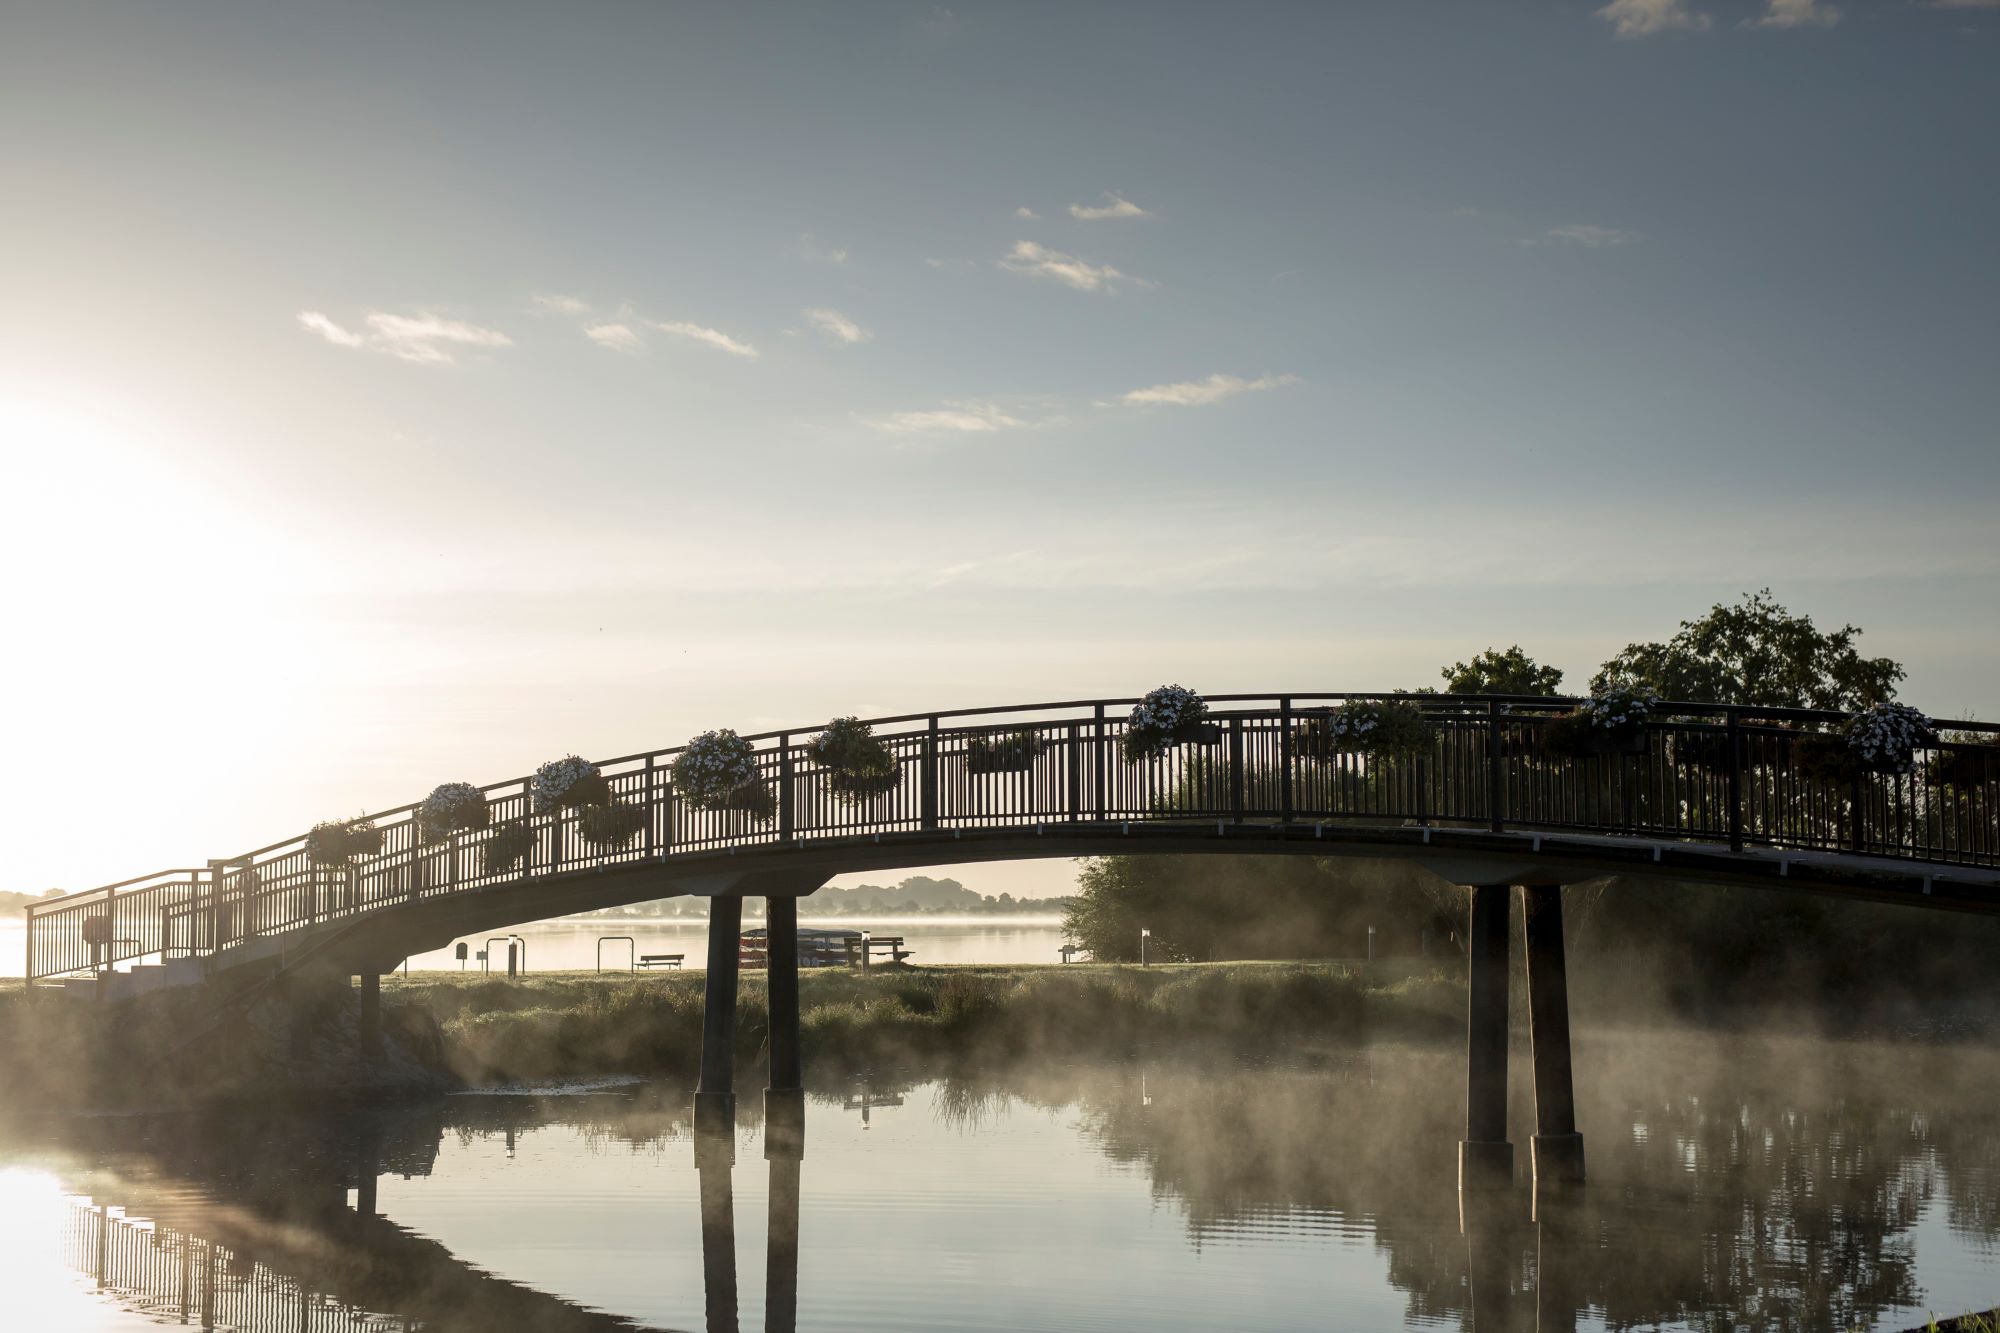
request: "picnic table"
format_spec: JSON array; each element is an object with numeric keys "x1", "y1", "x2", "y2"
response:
[{"x1": 638, "y1": 953, "x2": 685, "y2": 970}]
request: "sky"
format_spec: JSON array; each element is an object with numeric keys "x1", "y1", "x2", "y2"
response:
[{"x1": 1, "y1": 0, "x2": 1996, "y2": 896}]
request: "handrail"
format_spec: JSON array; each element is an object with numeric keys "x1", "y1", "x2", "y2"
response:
[{"x1": 26, "y1": 691, "x2": 1999, "y2": 984}]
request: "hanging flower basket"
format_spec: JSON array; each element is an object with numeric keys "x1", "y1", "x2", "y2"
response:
[
  {"x1": 577, "y1": 801, "x2": 647, "y2": 848},
  {"x1": 306, "y1": 817, "x2": 382, "y2": 867},
  {"x1": 1541, "y1": 681, "x2": 1658, "y2": 760},
  {"x1": 1295, "y1": 698, "x2": 1437, "y2": 760},
  {"x1": 417, "y1": 781, "x2": 491, "y2": 844},
  {"x1": 1122, "y1": 684, "x2": 1217, "y2": 761},
  {"x1": 807, "y1": 716, "x2": 902, "y2": 803},
  {"x1": 483, "y1": 821, "x2": 538, "y2": 875},
  {"x1": 966, "y1": 728, "x2": 1047, "y2": 775},
  {"x1": 673, "y1": 729, "x2": 767, "y2": 812},
  {"x1": 532, "y1": 756, "x2": 611, "y2": 813},
  {"x1": 1844, "y1": 701, "x2": 1936, "y2": 776}
]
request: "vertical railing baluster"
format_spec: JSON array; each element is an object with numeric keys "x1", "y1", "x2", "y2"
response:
[
  {"x1": 645, "y1": 756, "x2": 658, "y2": 856},
  {"x1": 1067, "y1": 721, "x2": 1082, "y2": 822},
  {"x1": 1229, "y1": 717, "x2": 1245, "y2": 822},
  {"x1": 1487, "y1": 697, "x2": 1505, "y2": 833},
  {"x1": 1727, "y1": 710, "x2": 1744, "y2": 852},
  {"x1": 923, "y1": 717, "x2": 939, "y2": 830},
  {"x1": 1279, "y1": 697, "x2": 1294, "y2": 823},
  {"x1": 1094, "y1": 703, "x2": 1108, "y2": 820},
  {"x1": 779, "y1": 733, "x2": 795, "y2": 842}
]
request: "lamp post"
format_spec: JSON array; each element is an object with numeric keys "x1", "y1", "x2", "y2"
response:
[{"x1": 1140, "y1": 928, "x2": 1150, "y2": 967}]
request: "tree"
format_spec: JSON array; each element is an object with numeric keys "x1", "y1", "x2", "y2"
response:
[
  {"x1": 1061, "y1": 855, "x2": 1456, "y2": 963},
  {"x1": 1590, "y1": 589, "x2": 1903, "y2": 711},
  {"x1": 1440, "y1": 646, "x2": 1565, "y2": 696}
]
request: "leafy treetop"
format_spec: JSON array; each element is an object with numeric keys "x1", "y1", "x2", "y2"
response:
[
  {"x1": 1589, "y1": 589, "x2": 1903, "y2": 712},
  {"x1": 1440, "y1": 646, "x2": 1565, "y2": 697}
]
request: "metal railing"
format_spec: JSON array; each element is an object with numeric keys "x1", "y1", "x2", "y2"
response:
[{"x1": 26, "y1": 693, "x2": 2000, "y2": 983}]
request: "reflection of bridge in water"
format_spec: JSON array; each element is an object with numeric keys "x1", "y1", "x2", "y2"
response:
[
  {"x1": 45, "y1": 1046, "x2": 1994, "y2": 1333},
  {"x1": 27, "y1": 692, "x2": 2000, "y2": 1195}
]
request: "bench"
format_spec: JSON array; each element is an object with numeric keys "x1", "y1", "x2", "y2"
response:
[{"x1": 638, "y1": 953, "x2": 685, "y2": 970}]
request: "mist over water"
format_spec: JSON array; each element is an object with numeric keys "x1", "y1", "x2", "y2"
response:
[{"x1": 8, "y1": 1024, "x2": 1998, "y2": 1332}]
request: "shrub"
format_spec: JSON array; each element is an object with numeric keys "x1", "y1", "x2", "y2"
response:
[
  {"x1": 483, "y1": 820, "x2": 538, "y2": 875},
  {"x1": 1122, "y1": 684, "x2": 1214, "y2": 761},
  {"x1": 305, "y1": 817, "x2": 381, "y2": 867},
  {"x1": 671, "y1": 730, "x2": 763, "y2": 810},
  {"x1": 531, "y1": 756, "x2": 610, "y2": 813},
  {"x1": 806, "y1": 715, "x2": 901, "y2": 802},
  {"x1": 417, "y1": 782, "x2": 490, "y2": 844},
  {"x1": 1295, "y1": 698, "x2": 1436, "y2": 760},
  {"x1": 576, "y1": 802, "x2": 646, "y2": 848},
  {"x1": 965, "y1": 728, "x2": 1047, "y2": 774},
  {"x1": 1791, "y1": 730, "x2": 1862, "y2": 786},
  {"x1": 1930, "y1": 734, "x2": 1999, "y2": 789}
]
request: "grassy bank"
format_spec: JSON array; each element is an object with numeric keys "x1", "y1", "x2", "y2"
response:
[{"x1": 394, "y1": 960, "x2": 1465, "y2": 1086}]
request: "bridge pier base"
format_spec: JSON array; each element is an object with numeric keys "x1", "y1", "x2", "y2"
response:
[
  {"x1": 1459, "y1": 882, "x2": 1514, "y2": 1192},
  {"x1": 694, "y1": 894, "x2": 744, "y2": 1149},
  {"x1": 357, "y1": 971, "x2": 381, "y2": 1061},
  {"x1": 765, "y1": 894, "x2": 806, "y2": 1159},
  {"x1": 1522, "y1": 884, "x2": 1586, "y2": 1189}
]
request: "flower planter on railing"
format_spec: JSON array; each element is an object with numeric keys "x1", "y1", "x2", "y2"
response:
[
  {"x1": 483, "y1": 821, "x2": 537, "y2": 875},
  {"x1": 808, "y1": 717, "x2": 901, "y2": 804},
  {"x1": 1541, "y1": 682, "x2": 1658, "y2": 760},
  {"x1": 577, "y1": 802, "x2": 646, "y2": 849},
  {"x1": 1121, "y1": 685, "x2": 1217, "y2": 761}
]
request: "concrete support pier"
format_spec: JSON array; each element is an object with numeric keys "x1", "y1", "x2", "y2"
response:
[
  {"x1": 1459, "y1": 882, "x2": 1514, "y2": 1191},
  {"x1": 1521, "y1": 884, "x2": 1586, "y2": 1188},
  {"x1": 764, "y1": 895, "x2": 806, "y2": 1159},
  {"x1": 694, "y1": 895, "x2": 745, "y2": 1146},
  {"x1": 357, "y1": 971, "x2": 381, "y2": 1060},
  {"x1": 696, "y1": 1143, "x2": 739, "y2": 1333}
]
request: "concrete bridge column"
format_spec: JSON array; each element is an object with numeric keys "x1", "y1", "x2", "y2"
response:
[
  {"x1": 357, "y1": 972, "x2": 382, "y2": 1061},
  {"x1": 765, "y1": 895, "x2": 806, "y2": 1158},
  {"x1": 1521, "y1": 885, "x2": 1585, "y2": 1188},
  {"x1": 1459, "y1": 882, "x2": 1514, "y2": 1191},
  {"x1": 694, "y1": 895, "x2": 745, "y2": 1144}
]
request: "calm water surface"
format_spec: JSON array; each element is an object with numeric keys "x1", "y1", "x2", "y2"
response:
[{"x1": 4, "y1": 1028, "x2": 1998, "y2": 1331}]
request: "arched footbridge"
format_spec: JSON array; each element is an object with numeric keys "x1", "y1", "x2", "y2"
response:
[
  {"x1": 29, "y1": 690, "x2": 2000, "y2": 1192},
  {"x1": 28, "y1": 691, "x2": 2000, "y2": 990}
]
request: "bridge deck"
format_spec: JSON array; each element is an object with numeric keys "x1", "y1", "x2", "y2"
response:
[{"x1": 28, "y1": 693, "x2": 2000, "y2": 985}]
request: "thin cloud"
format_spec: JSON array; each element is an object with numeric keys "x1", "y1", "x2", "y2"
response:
[
  {"x1": 1122, "y1": 373, "x2": 1297, "y2": 408},
  {"x1": 1597, "y1": 0, "x2": 1712, "y2": 36},
  {"x1": 1541, "y1": 224, "x2": 1643, "y2": 247},
  {"x1": 804, "y1": 308, "x2": 871, "y2": 345},
  {"x1": 297, "y1": 309, "x2": 512, "y2": 365},
  {"x1": 998, "y1": 240, "x2": 1144, "y2": 292},
  {"x1": 1747, "y1": 0, "x2": 1838, "y2": 25},
  {"x1": 585, "y1": 323, "x2": 644, "y2": 353},
  {"x1": 1014, "y1": 206, "x2": 1040, "y2": 220},
  {"x1": 863, "y1": 403, "x2": 1026, "y2": 435},
  {"x1": 647, "y1": 319, "x2": 760, "y2": 359},
  {"x1": 1069, "y1": 193, "x2": 1152, "y2": 221},
  {"x1": 364, "y1": 313, "x2": 513, "y2": 365},
  {"x1": 532, "y1": 294, "x2": 590, "y2": 315},
  {"x1": 297, "y1": 311, "x2": 363, "y2": 348}
]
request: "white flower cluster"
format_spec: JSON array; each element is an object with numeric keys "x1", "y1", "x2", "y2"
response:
[
  {"x1": 1845, "y1": 701, "x2": 1935, "y2": 774},
  {"x1": 671, "y1": 729, "x2": 760, "y2": 805},
  {"x1": 531, "y1": 756, "x2": 601, "y2": 813},
  {"x1": 1128, "y1": 684, "x2": 1206, "y2": 735},
  {"x1": 1323, "y1": 703, "x2": 1380, "y2": 743},
  {"x1": 1579, "y1": 680, "x2": 1660, "y2": 731},
  {"x1": 418, "y1": 781, "x2": 485, "y2": 841}
]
